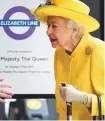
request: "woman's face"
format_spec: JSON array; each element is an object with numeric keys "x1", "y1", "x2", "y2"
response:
[{"x1": 46, "y1": 16, "x2": 74, "y2": 49}]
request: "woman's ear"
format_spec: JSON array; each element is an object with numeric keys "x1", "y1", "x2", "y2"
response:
[{"x1": 72, "y1": 27, "x2": 84, "y2": 40}]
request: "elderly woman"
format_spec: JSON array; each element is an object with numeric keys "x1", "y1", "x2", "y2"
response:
[
  {"x1": 0, "y1": 78, "x2": 13, "y2": 104},
  {"x1": 31, "y1": 0, "x2": 104, "y2": 120}
]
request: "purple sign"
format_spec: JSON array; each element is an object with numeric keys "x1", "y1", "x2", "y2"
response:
[{"x1": 3, "y1": 6, "x2": 36, "y2": 40}]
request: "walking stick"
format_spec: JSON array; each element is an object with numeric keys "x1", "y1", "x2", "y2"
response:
[{"x1": 61, "y1": 83, "x2": 72, "y2": 120}]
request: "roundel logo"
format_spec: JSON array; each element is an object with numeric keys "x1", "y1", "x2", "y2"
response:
[{"x1": 0, "y1": 6, "x2": 40, "y2": 40}]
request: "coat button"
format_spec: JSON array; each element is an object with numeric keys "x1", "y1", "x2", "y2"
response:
[
  {"x1": 63, "y1": 108, "x2": 65, "y2": 111},
  {"x1": 85, "y1": 46, "x2": 92, "y2": 55}
]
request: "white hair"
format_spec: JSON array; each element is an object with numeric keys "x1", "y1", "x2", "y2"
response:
[{"x1": 66, "y1": 19, "x2": 85, "y2": 38}]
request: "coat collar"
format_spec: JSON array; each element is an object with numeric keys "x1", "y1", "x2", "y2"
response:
[{"x1": 65, "y1": 31, "x2": 92, "y2": 58}]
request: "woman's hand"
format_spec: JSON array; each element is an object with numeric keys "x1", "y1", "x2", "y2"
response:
[
  {"x1": 59, "y1": 83, "x2": 92, "y2": 108},
  {"x1": 0, "y1": 78, "x2": 14, "y2": 104}
]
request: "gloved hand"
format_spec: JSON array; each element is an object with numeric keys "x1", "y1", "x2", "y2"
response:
[
  {"x1": 59, "y1": 84, "x2": 92, "y2": 108},
  {"x1": 0, "y1": 78, "x2": 14, "y2": 104}
]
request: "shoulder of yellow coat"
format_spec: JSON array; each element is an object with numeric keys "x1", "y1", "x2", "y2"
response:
[
  {"x1": 90, "y1": 36, "x2": 104, "y2": 68},
  {"x1": 90, "y1": 36, "x2": 104, "y2": 50}
]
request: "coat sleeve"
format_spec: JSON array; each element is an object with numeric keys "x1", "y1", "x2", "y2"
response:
[{"x1": 90, "y1": 41, "x2": 105, "y2": 116}]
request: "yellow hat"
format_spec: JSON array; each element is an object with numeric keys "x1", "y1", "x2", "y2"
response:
[{"x1": 30, "y1": 0, "x2": 100, "y2": 32}]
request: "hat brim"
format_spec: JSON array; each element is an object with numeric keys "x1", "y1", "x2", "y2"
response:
[{"x1": 34, "y1": 5, "x2": 100, "y2": 32}]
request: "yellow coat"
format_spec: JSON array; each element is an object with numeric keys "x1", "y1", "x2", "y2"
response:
[{"x1": 54, "y1": 32, "x2": 104, "y2": 120}]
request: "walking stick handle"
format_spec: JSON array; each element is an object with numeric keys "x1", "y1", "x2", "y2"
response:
[
  {"x1": 61, "y1": 82, "x2": 66, "y2": 87},
  {"x1": 61, "y1": 83, "x2": 72, "y2": 120}
]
